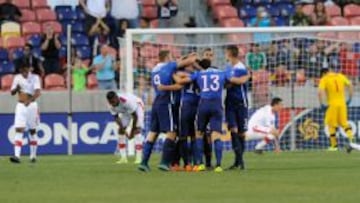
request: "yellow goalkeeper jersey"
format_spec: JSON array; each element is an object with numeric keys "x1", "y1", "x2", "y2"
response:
[{"x1": 318, "y1": 72, "x2": 350, "y2": 106}]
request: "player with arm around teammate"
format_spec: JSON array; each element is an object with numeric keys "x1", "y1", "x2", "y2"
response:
[
  {"x1": 107, "y1": 91, "x2": 145, "y2": 164},
  {"x1": 138, "y1": 51, "x2": 198, "y2": 172},
  {"x1": 246, "y1": 98, "x2": 283, "y2": 154},
  {"x1": 10, "y1": 64, "x2": 41, "y2": 163}
]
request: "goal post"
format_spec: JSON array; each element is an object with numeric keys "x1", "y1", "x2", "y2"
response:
[{"x1": 122, "y1": 26, "x2": 360, "y2": 152}]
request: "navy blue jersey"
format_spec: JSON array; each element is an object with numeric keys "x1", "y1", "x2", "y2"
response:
[
  {"x1": 191, "y1": 67, "x2": 230, "y2": 100},
  {"x1": 225, "y1": 62, "x2": 248, "y2": 107},
  {"x1": 181, "y1": 82, "x2": 200, "y2": 104},
  {"x1": 151, "y1": 61, "x2": 177, "y2": 104}
]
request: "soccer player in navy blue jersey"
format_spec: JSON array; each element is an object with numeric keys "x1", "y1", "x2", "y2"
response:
[
  {"x1": 138, "y1": 50, "x2": 198, "y2": 172},
  {"x1": 176, "y1": 59, "x2": 248, "y2": 172},
  {"x1": 224, "y1": 45, "x2": 250, "y2": 170},
  {"x1": 173, "y1": 64, "x2": 200, "y2": 171}
]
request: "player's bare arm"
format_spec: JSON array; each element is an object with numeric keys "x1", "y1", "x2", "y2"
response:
[
  {"x1": 11, "y1": 84, "x2": 21, "y2": 96},
  {"x1": 157, "y1": 83, "x2": 183, "y2": 91},
  {"x1": 172, "y1": 72, "x2": 191, "y2": 85},
  {"x1": 115, "y1": 116, "x2": 126, "y2": 135},
  {"x1": 176, "y1": 53, "x2": 198, "y2": 68}
]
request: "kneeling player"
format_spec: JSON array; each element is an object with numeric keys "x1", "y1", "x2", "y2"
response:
[
  {"x1": 107, "y1": 91, "x2": 144, "y2": 164},
  {"x1": 246, "y1": 98, "x2": 283, "y2": 153},
  {"x1": 10, "y1": 65, "x2": 41, "y2": 163}
]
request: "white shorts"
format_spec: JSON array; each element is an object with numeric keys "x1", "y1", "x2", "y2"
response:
[
  {"x1": 14, "y1": 102, "x2": 40, "y2": 130},
  {"x1": 246, "y1": 125, "x2": 275, "y2": 141},
  {"x1": 119, "y1": 104, "x2": 144, "y2": 129}
]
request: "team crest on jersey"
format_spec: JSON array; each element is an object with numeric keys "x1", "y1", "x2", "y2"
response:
[{"x1": 298, "y1": 118, "x2": 320, "y2": 140}]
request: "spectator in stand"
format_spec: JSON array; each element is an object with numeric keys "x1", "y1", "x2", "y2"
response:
[
  {"x1": 41, "y1": 24, "x2": 61, "y2": 74},
  {"x1": 14, "y1": 43, "x2": 44, "y2": 76},
  {"x1": 0, "y1": 0, "x2": 21, "y2": 22},
  {"x1": 310, "y1": 1, "x2": 329, "y2": 26},
  {"x1": 79, "y1": 0, "x2": 110, "y2": 48},
  {"x1": 133, "y1": 17, "x2": 155, "y2": 42},
  {"x1": 290, "y1": 2, "x2": 312, "y2": 26},
  {"x1": 248, "y1": 7, "x2": 273, "y2": 44},
  {"x1": 72, "y1": 56, "x2": 89, "y2": 92},
  {"x1": 89, "y1": 18, "x2": 110, "y2": 56},
  {"x1": 110, "y1": 0, "x2": 139, "y2": 28},
  {"x1": 92, "y1": 45, "x2": 117, "y2": 90},
  {"x1": 246, "y1": 43, "x2": 267, "y2": 71},
  {"x1": 157, "y1": 0, "x2": 178, "y2": 28},
  {"x1": 109, "y1": 19, "x2": 128, "y2": 49},
  {"x1": 266, "y1": 42, "x2": 278, "y2": 71}
]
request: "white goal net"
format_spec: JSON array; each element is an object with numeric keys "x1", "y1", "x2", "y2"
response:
[{"x1": 120, "y1": 26, "x2": 360, "y2": 152}]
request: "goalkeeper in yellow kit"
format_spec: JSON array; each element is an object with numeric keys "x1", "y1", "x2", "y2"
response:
[{"x1": 318, "y1": 68, "x2": 354, "y2": 151}]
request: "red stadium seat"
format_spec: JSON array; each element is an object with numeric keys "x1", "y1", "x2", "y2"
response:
[
  {"x1": 36, "y1": 9, "x2": 57, "y2": 22},
  {"x1": 214, "y1": 5, "x2": 237, "y2": 20},
  {"x1": 87, "y1": 74, "x2": 98, "y2": 90},
  {"x1": 142, "y1": 0, "x2": 156, "y2": 6},
  {"x1": 325, "y1": 5, "x2": 341, "y2": 17},
  {"x1": 31, "y1": 0, "x2": 49, "y2": 9},
  {"x1": 22, "y1": 22, "x2": 41, "y2": 36},
  {"x1": 1, "y1": 74, "x2": 14, "y2": 91},
  {"x1": 20, "y1": 9, "x2": 36, "y2": 22},
  {"x1": 329, "y1": 16, "x2": 349, "y2": 26},
  {"x1": 337, "y1": 32, "x2": 358, "y2": 41},
  {"x1": 12, "y1": 0, "x2": 30, "y2": 8},
  {"x1": 208, "y1": 0, "x2": 231, "y2": 8},
  {"x1": 302, "y1": 4, "x2": 314, "y2": 16},
  {"x1": 227, "y1": 33, "x2": 252, "y2": 43},
  {"x1": 350, "y1": 16, "x2": 360, "y2": 25},
  {"x1": 141, "y1": 6, "x2": 157, "y2": 19},
  {"x1": 44, "y1": 74, "x2": 66, "y2": 90},
  {"x1": 344, "y1": 4, "x2": 360, "y2": 18},
  {"x1": 42, "y1": 21, "x2": 62, "y2": 33},
  {"x1": 220, "y1": 18, "x2": 244, "y2": 27},
  {"x1": 317, "y1": 32, "x2": 337, "y2": 39},
  {"x1": 4, "y1": 36, "x2": 25, "y2": 49}
]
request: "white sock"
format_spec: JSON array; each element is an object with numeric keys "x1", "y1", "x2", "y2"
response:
[
  {"x1": 29, "y1": 133, "x2": 38, "y2": 159},
  {"x1": 134, "y1": 133, "x2": 143, "y2": 160},
  {"x1": 350, "y1": 143, "x2": 360, "y2": 151},
  {"x1": 118, "y1": 134, "x2": 127, "y2": 159},
  {"x1": 14, "y1": 132, "x2": 23, "y2": 158}
]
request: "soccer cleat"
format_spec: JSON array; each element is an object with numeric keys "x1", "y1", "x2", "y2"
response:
[
  {"x1": 346, "y1": 145, "x2": 353, "y2": 154},
  {"x1": 192, "y1": 165, "x2": 199, "y2": 172},
  {"x1": 9, "y1": 156, "x2": 20, "y2": 164},
  {"x1": 214, "y1": 166, "x2": 223, "y2": 173},
  {"x1": 138, "y1": 164, "x2": 151, "y2": 172},
  {"x1": 116, "y1": 158, "x2": 128, "y2": 164},
  {"x1": 254, "y1": 149, "x2": 263, "y2": 155},
  {"x1": 327, "y1": 147, "x2": 338, "y2": 152},
  {"x1": 30, "y1": 158, "x2": 36, "y2": 163},
  {"x1": 171, "y1": 164, "x2": 183, "y2": 172},
  {"x1": 226, "y1": 165, "x2": 239, "y2": 171},
  {"x1": 197, "y1": 164, "x2": 206, "y2": 172},
  {"x1": 185, "y1": 165, "x2": 193, "y2": 172},
  {"x1": 158, "y1": 163, "x2": 170, "y2": 171}
]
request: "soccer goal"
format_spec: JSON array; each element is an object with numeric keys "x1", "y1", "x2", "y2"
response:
[{"x1": 120, "y1": 26, "x2": 360, "y2": 152}]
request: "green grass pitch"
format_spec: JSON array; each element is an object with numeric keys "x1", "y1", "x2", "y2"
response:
[{"x1": 1, "y1": 151, "x2": 360, "y2": 203}]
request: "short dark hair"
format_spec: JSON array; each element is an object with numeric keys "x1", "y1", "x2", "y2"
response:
[
  {"x1": 320, "y1": 68, "x2": 329, "y2": 77},
  {"x1": 226, "y1": 45, "x2": 239, "y2": 57},
  {"x1": 159, "y1": 50, "x2": 170, "y2": 61},
  {"x1": 199, "y1": 59, "x2": 211, "y2": 69},
  {"x1": 271, "y1": 97, "x2": 283, "y2": 106},
  {"x1": 106, "y1": 91, "x2": 117, "y2": 101},
  {"x1": 25, "y1": 43, "x2": 33, "y2": 50}
]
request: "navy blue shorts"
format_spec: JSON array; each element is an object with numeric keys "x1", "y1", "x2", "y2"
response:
[
  {"x1": 150, "y1": 103, "x2": 175, "y2": 133},
  {"x1": 197, "y1": 99, "x2": 223, "y2": 133},
  {"x1": 179, "y1": 102, "x2": 198, "y2": 137},
  {"x1": 225, "y1": 104, "x2": 248, "y2": 133}
]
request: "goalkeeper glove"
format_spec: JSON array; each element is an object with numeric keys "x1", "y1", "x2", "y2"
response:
[
  {"x1": 320, "y1": 104, "x2": 328, "y2": 111},
  {"x1": 347, "y1": 99, "x2": 352, "y2": 106}
]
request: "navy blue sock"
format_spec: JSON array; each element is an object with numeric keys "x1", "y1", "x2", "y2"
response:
[
  {"x1": 142, "y1": 141, "x2": 154, "y2": 165},
  {"x1": 214, "y1": 139, "x2": 223, "y2": 167},
  {"x1": 238, "y1": 135, "x2": 245, "y2": 166},
  {"x1": 195, "y1": 138, "x2": 204, "y2": 165},
  {"x1": 161, "y1": 138, "x2": 176, "y2": 166},
  {"x1": 178, "y1": 139, "x2": 189, "y2": 166},
  {"x1": 231, "y1": 132, "x2": 240, "y2": 166},
  {"x1": 204, "y1": 136, "x2": 212, "y2": 167},
  {"x1": 190, "y1": 139, "x2": 196, "y2": 165}
]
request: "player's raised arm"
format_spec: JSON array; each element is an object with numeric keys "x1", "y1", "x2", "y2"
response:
[
  {"x1": 172, "y1": 71, "x2": 194, "y2": 85},
  {"x1": 176, "y1": 52, "x2": 198, "y2": 68}
]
